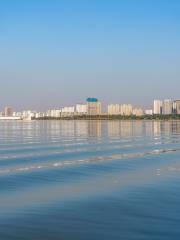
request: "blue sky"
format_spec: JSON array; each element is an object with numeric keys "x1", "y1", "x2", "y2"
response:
[{"x1": 0, "y1": 0, "x2": 179, "y2": 110}]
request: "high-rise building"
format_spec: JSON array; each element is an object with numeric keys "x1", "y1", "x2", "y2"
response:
[
  {"x1": 120, "y1": 104, "x2": 133, "y2": 116},
  {"x1": 76, "y1": 104, "x2": 87, "y2": 115},
  {"x1": 133, "y1": 108, "x2": 144, "y2": 116},
  {"x1": 174, "y1": 100, "x2": 180, "y2": 114},
  {"x1": 4, "y1": 107, "x2": 13, "y2": 117},
  {"x1": 86, "y1": 98, "x2": 101, "y2": 115},
  {"x1": 153, "y1": 100, "x2": 162, "y2": 115},
  {"x1": 61, "y1": 106, "x2": 75, "y2": 116},
  {"x1": 162, "y1": 99, "x2": 173, "y2": 115},
  {"x1": 107, "y1": 104, "x2": 120, "y2": 115},
  {"x1": 46, "y1": 109, "x2": 61, "y2": 118},
  {"x1": 145, "y1": 109, "x2": 153, "y2": 115}
]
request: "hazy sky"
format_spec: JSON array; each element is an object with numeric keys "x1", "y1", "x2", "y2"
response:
[{"x1": 0, "y1": 0, "x2": 179, "y2": 110}]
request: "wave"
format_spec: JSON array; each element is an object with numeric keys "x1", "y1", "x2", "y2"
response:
[{"x1": 0, "y1": 147, "x2": 179, "y2": 176}]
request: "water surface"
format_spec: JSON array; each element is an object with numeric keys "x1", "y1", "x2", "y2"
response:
[{"x1": 0, "y1": 120, "x2": 180, "y2": 239}]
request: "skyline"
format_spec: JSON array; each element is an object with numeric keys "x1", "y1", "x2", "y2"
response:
[
  {"x1": 1, "y1": 97, "x2": 180, "y2": 121},
  {"x1": 0, "y1": 0, "x2": 180, "y2": 110},
  {"x1": 0, "y1": 97, "x2": 179, "y2": 113}
]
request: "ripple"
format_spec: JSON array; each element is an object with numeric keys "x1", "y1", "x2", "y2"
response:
[{"x1": 0, "y1": 147, "x2": 179, "y2": 176}]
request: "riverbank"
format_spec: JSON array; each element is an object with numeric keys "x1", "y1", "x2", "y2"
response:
[{"x1": 34, "y1": 114, "x2": 180, "y2": 121}]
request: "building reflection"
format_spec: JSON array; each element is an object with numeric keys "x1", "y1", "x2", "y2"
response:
[
  {"x1": 153, "y1": 121, "x2": 162, "y2": 136},
  {"x1": 0, "y1": 120, "x2": 180, "y2": 142},
  {"x1": 107, "y1": 121, "x2": 121, "y2": 137},
  {"x1": 171, "y1": 121, "x2": 180, "y2": 134},
  {"x1": 132, "y1": 121, "x2": 144, "y2": 137},
  {"x1": 120, "y1": 121, "x2": 133, "y2": 137},
  {"x1": 75, "y1": 121, "x2": 88, "y2": 136},
  {"x1": 107, "y1": 120, "x2": 180, "y2": 138},
  {"x1": 153, "y1": 121, "x2": 180, "y2": 136},
  {"x1": 144, "y1": 121, "x2": 154, "y2": 136},
  {"x1": 87, "y1": 120, "x2": 101, "y2": 137}
]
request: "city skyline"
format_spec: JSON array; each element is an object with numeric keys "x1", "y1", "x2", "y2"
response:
[
  {"x1": 0, "y1": 98, "x2": 179, "y2": 120},
  {"x1": 0, "y1": 0, "x2": 180, "y2": 110},
  {"x1": 0, "y1": 97, "x2": 178, "y2": 111}
]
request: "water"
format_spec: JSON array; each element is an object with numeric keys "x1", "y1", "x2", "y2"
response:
[{"x1": 0, "y1": 120, "x2": 180, "y2": 240}]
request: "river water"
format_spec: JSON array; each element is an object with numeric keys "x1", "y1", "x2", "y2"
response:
[{"x1": 0, "y1": 120, "x2": 180, "y2": 239}]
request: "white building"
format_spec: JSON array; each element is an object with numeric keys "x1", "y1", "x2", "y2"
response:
[
  {"x1": 162, "y1": 99, "x2": 173, "y2": 115},
  {"x1": 4, "y1": 107, "x2": 13, "y2": 117},
  {"x1": 22, "y1": 110, "x2": 36, "y2": 120},
  {"x1": 76, "y1": 104, "x2": 87, "y2": 115},
  {"x1": 133, "y1": 108, "x2": 144, "y2": 116},
  {"x1": 35, "y1": 112, "x2": 45, "y2": 118},
  {"x1": 13, "y1": 112, "x2": 22, "y2": 117},
  {"x1": 120, "y1": 104, "x2": 133, "y2": 116},
  {"x1": 61, "y1": 106, "x2": 75, "y2": 116},
  {"x1": 47, "y1": 109, "x2": 61, "y2": 118},
  {"x1": 107, "y1": 104, "x2": 120, "y2": 115},
  {"x1": 153, "y1": 100, "x2": 163, "y2": 114},
  {"x1": 145, "y1": 109, "x2": 153, "y2": 115},
  {"x1": 174, "y1": 100, "x2": 180, "y2": 114}
]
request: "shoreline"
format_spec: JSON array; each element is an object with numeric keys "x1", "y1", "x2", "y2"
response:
[{"x1": 33, "y1": 115, "x2": 180, "y2": 121}]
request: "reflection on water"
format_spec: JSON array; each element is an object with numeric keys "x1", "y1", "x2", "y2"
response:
[
  {"x1": 1, "y1": 120, "x2": 180, "y2": 139},
  {"x1": 0, "y1": 120, "x2": 180, "y2": 240}
]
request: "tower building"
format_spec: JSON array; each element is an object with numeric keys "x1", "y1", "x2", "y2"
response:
[{"x1": 86, "y1": 98, "x2": 101, "y2": 115}]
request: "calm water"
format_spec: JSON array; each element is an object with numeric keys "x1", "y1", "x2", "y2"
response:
[{"x1": 0, "y1": 120, "x2": 180, "y2": 240}]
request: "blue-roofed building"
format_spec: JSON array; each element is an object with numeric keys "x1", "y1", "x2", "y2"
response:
[
  {"x1": 86, "y1": 98, "x2": 101, "y2": 115},
  {"x1": 86, "y1": 98, "x2": 98, "y2": 103}
]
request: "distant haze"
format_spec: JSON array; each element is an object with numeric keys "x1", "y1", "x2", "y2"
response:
[{"x1": 0, "y1": 0, "x2": 180, "y2": 110}]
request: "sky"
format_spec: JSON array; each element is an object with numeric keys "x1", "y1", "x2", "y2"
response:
[{"x1": 0, "y1": 0, "x2": 180, "y2": 110}]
